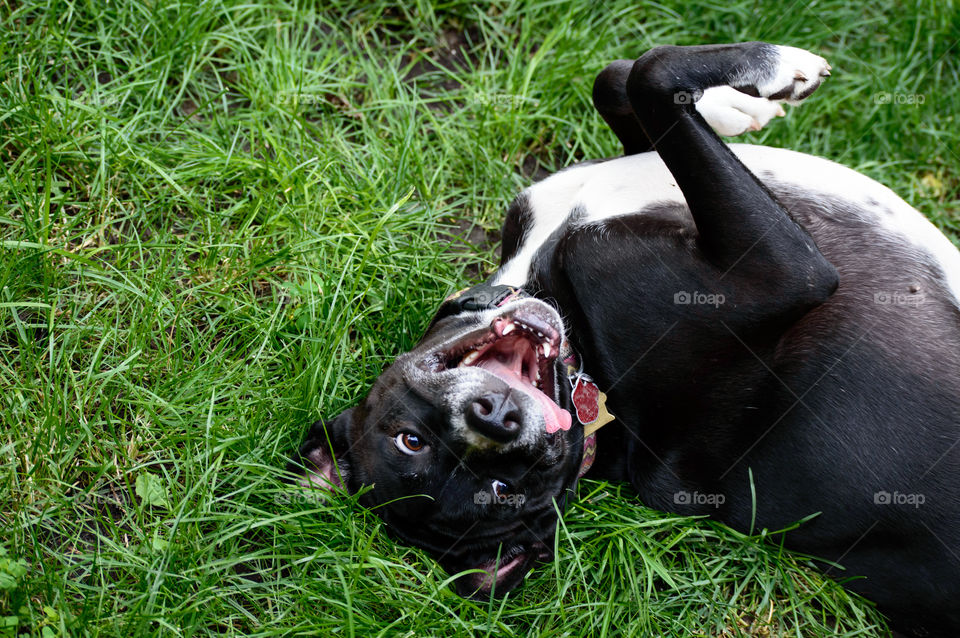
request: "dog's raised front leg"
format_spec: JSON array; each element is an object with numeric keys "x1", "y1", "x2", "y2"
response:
[
  {"x1": 592, "y1": 59, "x2": 654, "y2": 155},
  {"x1": 625, "y1": 43, "x2": 838, "y2": 319}
]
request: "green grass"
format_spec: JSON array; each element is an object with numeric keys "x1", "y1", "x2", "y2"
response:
[{"x1": 2, "y1": 0, "x2": 958, "y2": 635}]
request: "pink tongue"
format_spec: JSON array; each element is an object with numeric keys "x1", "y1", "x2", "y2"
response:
[
  {"x1": 469, "y1": 552, "x2": 528, "y2": 591},
  {"x1": 475, "y1": 358, "x2": 572, "y2": 434}
]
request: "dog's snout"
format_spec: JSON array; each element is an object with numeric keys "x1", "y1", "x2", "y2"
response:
[{"x1": 466, "y1": 392, "x2": 523, "y2": 443}]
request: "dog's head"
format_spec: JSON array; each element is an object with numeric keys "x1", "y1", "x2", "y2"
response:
[{"x1": 293, "y1": 286, "x2": 586, "y2": 598}]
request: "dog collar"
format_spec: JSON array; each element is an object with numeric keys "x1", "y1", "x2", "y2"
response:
[
  {"x1": 559, "y1": 341, "x2": 615, "y2": 478},
  {"x1": 579, "y1": 432, "x2": 598, "y2": 478},
  {"x1": 434, "y1": 283, "x2": 615, "y2": 478}
]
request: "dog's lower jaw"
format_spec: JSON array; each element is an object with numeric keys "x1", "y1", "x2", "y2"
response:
[{"x1": 452, "y1": 543, "x2": 553, "y2": 599}]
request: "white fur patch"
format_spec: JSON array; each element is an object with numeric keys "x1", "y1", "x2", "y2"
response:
[
  {"x1": 696, "y1": 86, "x2": 786, "y2": 136},
  {"x1": 757, "y1": 45, "x2": 831, "y2": 104}
]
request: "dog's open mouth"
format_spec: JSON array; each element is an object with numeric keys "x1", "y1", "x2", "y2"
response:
[
  {"x1": 455, "y1": 543, "x2": 551, "y2": 597},
  {"x1": 428, "y1": 303, "x2": 573, "y2": 433}
]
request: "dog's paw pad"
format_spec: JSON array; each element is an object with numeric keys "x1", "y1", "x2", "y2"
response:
[
  {"x1": 758, "y1": 45, "x2": 831, "y2": 105},
  {"x1": 696, "y1": 86, "x2": 786, "y2": 136}
]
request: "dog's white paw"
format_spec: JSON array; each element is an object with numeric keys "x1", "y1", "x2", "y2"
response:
[
  {"x1": 696, "y1": 86, "x2": 786, "y2": 136},
  {"x1": 757, "y1": 45, "x2": 831, "y2": 105}
]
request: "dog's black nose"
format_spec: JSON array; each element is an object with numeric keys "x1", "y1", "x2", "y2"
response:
[{"x1": 466, "y1": 392, "x2": 523, "y2": 443}]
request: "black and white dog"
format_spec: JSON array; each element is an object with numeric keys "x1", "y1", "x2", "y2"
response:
[{"x1": 292, "y1": 43, "x2": 960, "y2": 637}]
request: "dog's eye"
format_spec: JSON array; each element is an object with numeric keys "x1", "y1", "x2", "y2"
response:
[
  {"x1": 394, "y1": 432, "x2": 426, "y2": 455},
  {"x1": 492, "y1": 480, "x2": 510, "y2": 498}
]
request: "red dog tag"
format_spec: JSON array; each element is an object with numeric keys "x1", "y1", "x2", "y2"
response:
[
  {"x1": 573, "y1": 377, "x2": 601, "y2": 424},
  {"x1": 571, "y1": 372, "x2": 615, "y2": 435}
]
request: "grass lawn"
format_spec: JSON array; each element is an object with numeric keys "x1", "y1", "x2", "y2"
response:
[{"x1": 2, "y1": 0, "x2": 958, "y2": 635}]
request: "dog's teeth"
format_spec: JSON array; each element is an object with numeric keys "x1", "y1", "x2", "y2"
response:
[
  {"x1": 461, "y1": 350, "x2": 481, "y2": 366},
  {"x1": 541, "y1": 343, "x2": 551, "y2": 359},
  {"x1": 536, "y1": 331, "x2": 544, "y2": 338},
  {"x1": 502, "y1": 323, "x2": 516, "y2": 335}
]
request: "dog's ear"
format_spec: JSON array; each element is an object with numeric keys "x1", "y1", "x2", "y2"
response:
[{"x1": 287, "y1": 408, "x2": 355, "y2": 493}]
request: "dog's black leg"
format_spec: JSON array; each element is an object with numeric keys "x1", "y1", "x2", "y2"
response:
[
  {"x1": 622, "y1": 43, "x2": 838, "y2": 317},
  {"x1": 592, "y1": 59, "x2": 653, "y2": 155}
]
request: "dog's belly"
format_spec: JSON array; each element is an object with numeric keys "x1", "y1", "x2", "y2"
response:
[{"x1": 494, "y1": 144, "x2": 960, "y2": 311}]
